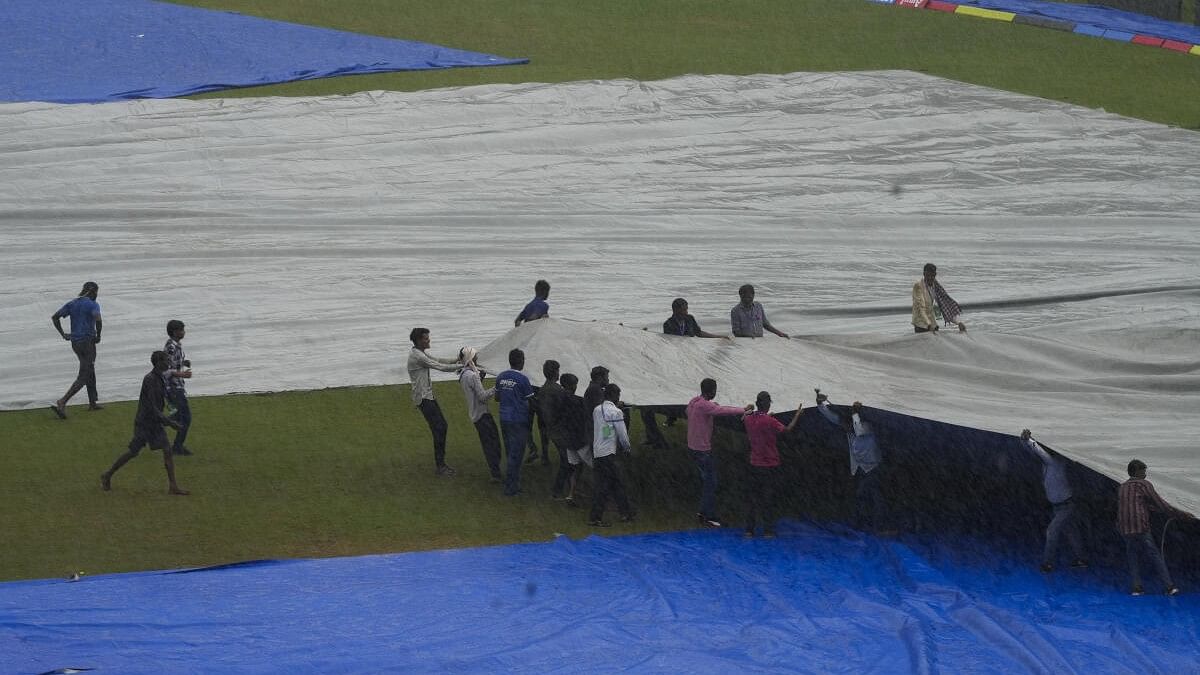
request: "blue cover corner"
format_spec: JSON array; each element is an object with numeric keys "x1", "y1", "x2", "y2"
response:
[{"x1": 0, "y1": 0, "x2": 528, "y2": 103}]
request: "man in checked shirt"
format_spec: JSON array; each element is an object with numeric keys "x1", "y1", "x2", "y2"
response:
[
  {"x1": 163, "y1": 320, "x2": 194, "y2": 455},
  {"x1": 1118, "y1": 459, "x2": 1195, "y2": 596}
]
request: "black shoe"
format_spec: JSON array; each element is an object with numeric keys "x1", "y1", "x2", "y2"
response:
[
  {"x1": 88, "y1": 403, "x2": 104, "y2": 411},
  {"x1": 1070, "y1": 559, "x2": 1088, "y2": 569},
  {"x1": 1039, "y1": 562, "x2": 1054, "y2": 573},
  {"x1": 743, "y1": 529, "x2": 756, "y2": 539},
  {"x1": 435, "y1": 465, "x2": 457, "y2": 477},
  {"x1": 1167, "y1": 586, "x2": 1180, "y2": 596},
  {"x1": 50, "y1": 403, "x2": 67, "y2": 420},
  {"x1": 172, "y1": 446, "x2": 193, "y2": 456},
  {"x1": 588, "y1": 520, "x2": 612, "y2": 528},
  {"x1": 1130, "y1": 585, "x2": 1145, "y2": 596},
  {"x1": 565, "y1": 497, "x2": 580, "y2": 508}
]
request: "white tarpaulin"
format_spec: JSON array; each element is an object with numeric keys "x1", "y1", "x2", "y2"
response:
[{"x1": 1, "y1": 71, "x2": 1198, "y2": 504}]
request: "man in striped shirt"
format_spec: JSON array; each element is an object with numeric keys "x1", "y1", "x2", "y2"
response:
[{"x1": 1118, "y1": 459, "x2": 1194, "y2": 596}]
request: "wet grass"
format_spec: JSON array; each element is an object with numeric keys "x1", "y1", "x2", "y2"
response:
[{"x1": 177, "y1": 0, "x2": 1200, "y2": 128}]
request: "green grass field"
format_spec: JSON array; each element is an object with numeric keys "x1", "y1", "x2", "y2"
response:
[
  {"x1": 180, "y1": 0, "x2": 1200, "y2": 128},
  {"x1": 6, "y1": 383, "x2": 832, "y2": 581}
]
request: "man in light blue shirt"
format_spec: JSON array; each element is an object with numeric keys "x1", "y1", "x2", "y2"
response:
[
  {"x1": 1021, "y1": 429, "x2": 1087, "y2": 573},
  {"x1": 496, "y1": 348, "x2": 535, "y2": 496},
  {"x1": 50, "y1": 281, "x2": 103, "y2": 418},
  {"x1": 816, "y1": 391, "x2": 887, "y2": 533}
]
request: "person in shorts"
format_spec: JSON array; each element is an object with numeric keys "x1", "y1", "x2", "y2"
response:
[{"x1": 100, "y1": 351, "x2": 188, "y2": 495}]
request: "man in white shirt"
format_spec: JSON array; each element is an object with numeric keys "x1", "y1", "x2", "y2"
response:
[
  {"x1": 407, "y1": 327, "x2": 461, "y2": 476},
  {"x1": 589, "y1": 383, "x2": 634, "y2": 527},
  {"x1": 458, "y1": 347, "x2": 502, "y2": 482}
]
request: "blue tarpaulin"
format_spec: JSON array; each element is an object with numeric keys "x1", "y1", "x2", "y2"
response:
[
  {"x1": 957, "y1": 0, "x2": 1200, "y2": 43},
  {"x1": 3, "y1": 522, "x2": 1198, "y2": 673},
  {"x1": 0, "y1": 0, "x2": 527, "y2": 104}
]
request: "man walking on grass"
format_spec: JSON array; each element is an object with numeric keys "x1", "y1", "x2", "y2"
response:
[
  {"x1": 407, "y1": 327, "x2": 462, "y2": 477},
  {"x1": 101, "y1": 351, "x2": 188, "y2": 495},
  {"x1": 50, "y1": 281, "x2": 103, "y2": 418},
  {"x1": 163, "y1": 320, "x2": 194, "y2": 456}
]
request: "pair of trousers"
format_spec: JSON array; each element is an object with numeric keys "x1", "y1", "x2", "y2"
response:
[
  {"x1": 1043, "y1": 500, "x2": 1085, "y2": 565},
  {"x1": 855, "y1": 467, "x2": 886, "y2": 530},
  {"x1": 590, "y1": 454, "x2": 631, "y2": 521},
  {"x1": 69, "y1": 338, "x2": 98, "y2": 404},
  {"x1": 417, "y1": 399, "x2": 448, "y2": 468},
  {"x1": 551, "y1": 440, "x2": 576, "y2": 497},
  {"x1": 690, "y1": 449, "x2": 718, "y2": 520},
  {"x1": 1123, "y1": 531, "x2": 1173, "y2": 590},
  {"x1": 473, "y1": 413, "x2": 502, "y2": 479},
  {"x1": 746, "y1": 465, "x2": 780, "y2": 533},
  {"x1": 166, "y1": 388, "x2": 191, "y2": 452},
  {"x1": 639, "y1": 408, "x2": 669, "y2": 449},
  {"x1": 500, "y1": 420, "x2": 529, "y2": 496}
]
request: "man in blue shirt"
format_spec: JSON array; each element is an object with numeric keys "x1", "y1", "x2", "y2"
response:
[
  {"x1": 514, "y1": 279, "x2": 550, "y2": 326},
  {"x1": 1021, "y1": 429, "x2": 1087, "y2": 573},
  {"x1": 50, "y1": 281, "x2": 103, "y2": 418},
  {"x1": 496, "y1": 348, "x2": 536, "y2": 496}
]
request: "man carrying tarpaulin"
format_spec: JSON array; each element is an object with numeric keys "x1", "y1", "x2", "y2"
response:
[
  {"x1": 912, "y1": 263, "x2": 966, "y2": 333},
  {"x1": 815, "y1": 390, "x2": 890, "y2": 534}
]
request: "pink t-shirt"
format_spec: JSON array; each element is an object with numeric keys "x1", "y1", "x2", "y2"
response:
[
  {"x1": 743, "y1": 412, "x2": 785, "y2": 467},
  {"x1": 686, "y1": 395, "x2": 747, "y2": 452}
]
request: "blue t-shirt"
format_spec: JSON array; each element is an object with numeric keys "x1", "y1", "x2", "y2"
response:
[
  {"x1": 54, "y1": 296, "x2": 101, "y2": 341},
  {"x1": 517, "y1": 297, "x2": 549, "y2": 323},
  {"x1": 496, "y1": 369, "x2": 534, "y2": 423}
]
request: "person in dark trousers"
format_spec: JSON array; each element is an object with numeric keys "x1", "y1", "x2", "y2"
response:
[
  {"x1": 589, "y1": 383, "x2": 634, "y2": 527},
  {"x1": 458, "y1": 347, "x2": 502, "y2": 482},
  {"x1": 552, "y1": 373, "x2": 588, "y2": 506},
  {"x1": 514, "y1": 279, "x2": 551, "y2": 326},
  {"x1": 742, "y1": 392, "x2": 804, "y2": 538},
  {"x1": 539, "y1": 360, "x2": 573, "y2": 497},
  {"x1": 1118, "y1": 459, "x2": 1194, "y2": 596},
  {"x1": 815, "y1": 390, "x2": 889, "y2": 534},
  {"x1": 1020, "y1": 429, "x2": 1087, "y2": 572},
  {"x1": 163, "y1": 320, "x2": 194, "y2": 456},
  {"x1": 100, "y1": 351, "x2": 188, "y2": 495},
  {"x1": 686, "y1": 378, "x2": 754, "y2": 528},
  {"x1": 407, "y1": 327, "x2": 462, "y2": 477},
  {"x1": 496, "y1": 349, "x2": 536, "y2": 496},
  {"x1": 50, "y1": 281, "x2": 103, "y2": 418}
]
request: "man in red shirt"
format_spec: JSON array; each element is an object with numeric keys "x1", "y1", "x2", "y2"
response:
[
  {"x1": 1117, "y1": 459, "x2": 1194, "y2": 596},
  {"x1": 742, "y1": 392, "x2": 804, "y2": 538}
]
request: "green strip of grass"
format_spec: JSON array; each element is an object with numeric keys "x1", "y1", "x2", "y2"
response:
[
  {"x1": 4, "y1": 383, "x2": 820, "y2": 581},
  {"x1": 176, "y1": 0, "x2": 1200, "y2": 128}
]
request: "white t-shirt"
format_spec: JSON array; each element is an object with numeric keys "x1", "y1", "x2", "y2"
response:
[{"x1": 592, "y1": 400, "x2": 629, "y2": 459}]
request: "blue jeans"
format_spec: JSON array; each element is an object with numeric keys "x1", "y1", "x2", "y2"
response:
[
  {"x1": 501, "y1": 420, "x2": 529, "y2": 496},
  {"x1": 167, "y1": 388, "x2": 191, "y2": 452},
  {"x1": 1043, "y1": 500, "x2": 1084, "y2": 565},
  {"x1": 1124, "y1": 532, "x2": 1173, "y2": 590},
  {"x1": 690, "y1": 449, "x2": 717, "y2": 520}
]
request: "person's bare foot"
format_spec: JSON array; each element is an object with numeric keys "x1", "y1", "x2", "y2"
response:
[
  {"x1": 101, "y1": 473, "x2": 111, "y2": 491},
  {"x1": 168, "y1": 486, "x2": 190, "y2": 496}
]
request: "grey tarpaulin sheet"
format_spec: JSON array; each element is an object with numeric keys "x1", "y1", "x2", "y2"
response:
[{"x1": 1, "y1": 72, "x2": 1198, "y2": 503}]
